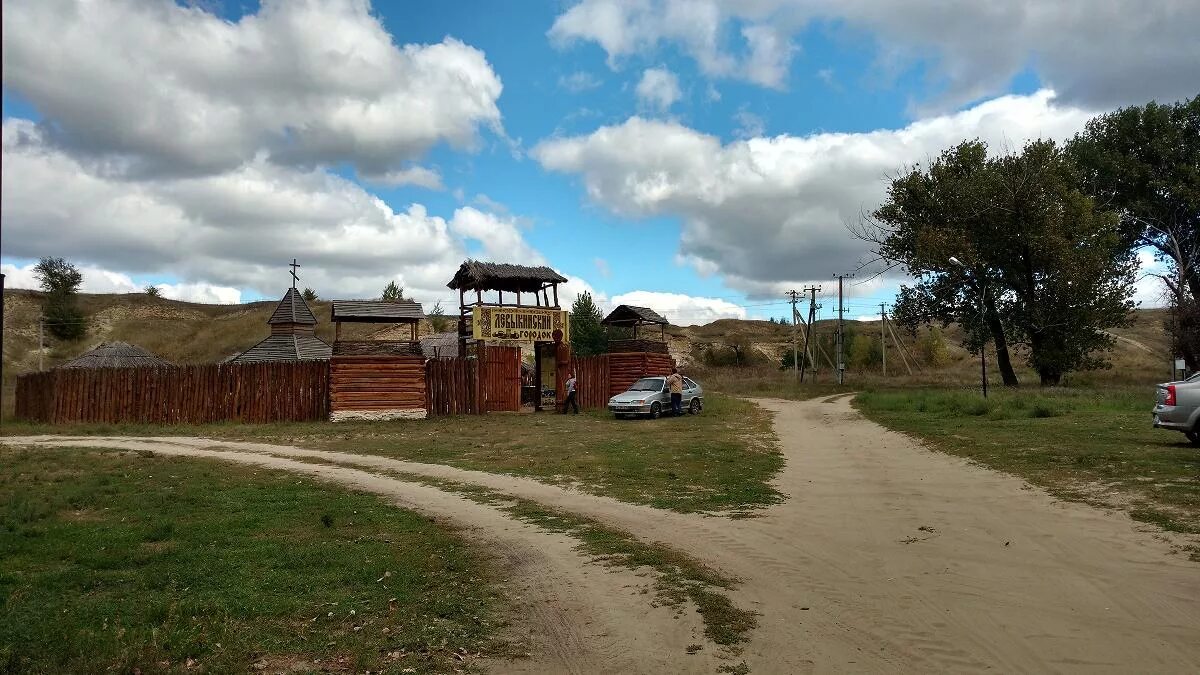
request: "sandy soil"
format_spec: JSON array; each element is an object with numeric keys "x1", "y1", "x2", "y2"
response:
[{"x1": 6, "y1": 395, "x2": 1200, "y2": 673}]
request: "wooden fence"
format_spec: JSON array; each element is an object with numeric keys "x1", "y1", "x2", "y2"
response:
[
  {"x1": 481, "y1": 345, "x2": 521, "y2": 412},
  {"x1": 329, "y1": 355, "x2": 425, "y2": 415},
  {"x1": 570, "y1": 355, "x2": 610, "y2": 409},
  {"x1": 14, "y1": 362, "x2": 329, "y2": 425},
  {"x1": 426, "y1": 358, "x2": 479, "y2": 416}
]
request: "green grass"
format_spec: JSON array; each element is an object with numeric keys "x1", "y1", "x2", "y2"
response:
[
  {"x1": 0, "y1": 448, "x2": 509, "y2": 674},
  {"x1": 3, "y1": 393, "x2": 783, "y2": 515},
  {"x1": 854, "y1": 388, "x2": 1200, "y2": 542}
]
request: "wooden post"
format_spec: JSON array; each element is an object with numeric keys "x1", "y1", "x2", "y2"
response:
[
  {"x1": 475, "y1": 341, "x2": 486, "y2": 414},
  {"x1": 552, "y1": 283, "x2": 559, "y2": 308},
  {"x1": 516, "y1": 291, "x2": 521, "y2": 306},
  {"x1": 498, "y1": 291, "x2": 504, "y2": 305},
  {"x1": 411, "y1": 321, "x2": 417, "y2": 341},
  {"x1": 335, "y1": 321, "x2": 342, "y2": 342}
]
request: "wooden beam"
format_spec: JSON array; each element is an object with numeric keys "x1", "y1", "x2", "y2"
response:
[
  {"x1": 552, "y1": 283, "x2": 559, "y2": 307},
  {"x1": 335, "y1": 321, "x2": 342, "y2": 342},
  {"x1": 516, "y1": 291, "x2": 521, "y2": 306}
]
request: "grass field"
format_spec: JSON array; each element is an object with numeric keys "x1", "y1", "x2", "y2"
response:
[
  {"x1": 0, "y1": 448, "x2": 508, "y2": 673},
  {"x1": 2, "y1": 394, "x2": 783, "y2": 515},
  {"x1": 854, "y1": 388, "x2": 1200, "y2": 542}
]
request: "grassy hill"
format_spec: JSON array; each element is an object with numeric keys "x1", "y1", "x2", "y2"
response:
[{"x1": 0, "y1": 289, "x2": 1178, "y2": 414}]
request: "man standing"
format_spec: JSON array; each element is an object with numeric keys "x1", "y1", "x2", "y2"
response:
[
  {"x1": 666, "y1": 367, "x2": 684, "y2": 416},
  {"x1": 562, "y1": 371, "x2": 579, "y2": 414}
]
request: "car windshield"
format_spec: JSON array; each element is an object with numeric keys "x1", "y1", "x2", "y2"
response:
[
  {"x1": 1188, "y1": 372, "x2": 1200, "y2": 383},
  {"x1": 629, "y1": 378, "x2": 664, "y2": 391}
]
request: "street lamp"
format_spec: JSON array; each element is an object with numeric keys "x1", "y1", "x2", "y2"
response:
[{"x1": 950, "y1": 257, "x2": 988, "y2": 398}]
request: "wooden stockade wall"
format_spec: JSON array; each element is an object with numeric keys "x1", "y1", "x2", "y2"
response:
[
  {"x1": 329, "y1": 355, "x2": 425, "y2": 418},
  {"x1": 14, "y1": 362, "x2": 329, "y2": 424},
  {"x1": 426, "y1": 358, "x2": 479, "y2": 416},
  {"x1": 608, "y1": 352, "x2": 676, "y2": 397},
  {"x1": 570, "y1": 354, "x2": 610, "y2": 410}
]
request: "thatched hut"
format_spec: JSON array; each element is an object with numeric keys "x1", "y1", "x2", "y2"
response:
[{"x1": 58, "y1": 342, "x2": 172, "y2": 369}]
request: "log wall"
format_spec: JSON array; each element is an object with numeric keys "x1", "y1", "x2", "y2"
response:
[
  {"x1": 13, "y1": 362, "x2": 329, "y2": 425},
  {"x1": 329, "y1": 355, "x2": 426, "y2": 419},
  {"x1": 607, "y1": 352, "x2": 676, "y2": 397}
]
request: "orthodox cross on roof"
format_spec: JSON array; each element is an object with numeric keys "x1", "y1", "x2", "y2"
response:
[{"x1": 289, "y1": 258, "x2": 301, "y2": 288}]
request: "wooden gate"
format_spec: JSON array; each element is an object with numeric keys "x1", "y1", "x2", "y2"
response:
[{"x1": 482, "y1": 345, "x2": 521, "y2": 412}]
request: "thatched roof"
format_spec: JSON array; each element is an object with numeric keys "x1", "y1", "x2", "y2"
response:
[
  {"x1": 58, "y1": 342, "x2": 173, "y2": 369},
  {"x1": 602, "y1": 305, "x2": 669, "y2": 327},
  {"x1": 447, "y1": 260, "x2": 568, "y2": 293},
  {"x1": 420, "y1": 332, "x2": 461, "y2": 359},
  {"x1": 228, "y1": 335, "x2": 331, "y2": 363},
  {"x1": 331, "y1": 299, "x2": 424, "y2": 323},
  {"x1": 268, "y1": 287, "x2": 318, "y2": 325}
]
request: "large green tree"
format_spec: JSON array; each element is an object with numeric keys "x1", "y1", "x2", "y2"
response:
[
  {"x1": 33, "y1": 257, "x2": 87, "y2": 340},
  {"x1": 864, "y1": 139, "x2": 1136, "y2": 386},
  {"x1": 1068, "y1": 94, "x2": 1200, "y2": 368},
  {"x1": 570, "y1": 291, "x2": 607, "y2": 356},
  {"x1": 381, "y1": 281, "x2": 404, "y2": 301}
]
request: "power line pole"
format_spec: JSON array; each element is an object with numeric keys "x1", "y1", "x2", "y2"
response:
[
  {"x1": 38, "y1": 315, "x2": 44, "y2": 372},
  {"x1": 880, "y1": 303, "x2": 887, "y2": 377},
  {"x1": 834, "y1": 274, "x2": 853, "y2": 384},
  {"x1": 787, "y1": 290, "x2": 800, "y2": 381},
  {"x1": 801, "y1": 286, "x2": 820, "y2": 382}
]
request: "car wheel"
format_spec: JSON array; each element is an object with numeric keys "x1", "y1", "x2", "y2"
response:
[
  {"x1": 1187, "y1": 430, "x2": 1200, "y2": 446},
  {"x1": 689, "y1": 398, "x2": 701, "y2": 415},
  {"x1": 649, "y1": 402, "x2": 661, "y2": 419}
]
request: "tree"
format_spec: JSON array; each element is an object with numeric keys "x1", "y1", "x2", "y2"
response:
[
  {"x1": 848, "y1": 332, "x2": 881, "y2": 371},
  {"x1": 428, "y1": 301, "x2": 451, "y2": 332},
  {"x1": 570, "y1": 291, "x2": 606, "y2": 357},
  {"x1": 33, "y1": 257, "x2": 87, "y2": 340},
  {"x1": 144, "y1": 284, "x2": 161, "y2": 297},
  {"x1": 381, "y1": 280, "x2": 404, "y2": 301},
  {"x1": 301, "y1": 287, "x2": 318, "y2": 302},
  {"x1": 861, "y1": 139, "x2": 1136, "y2": 386},
  {"x1": 916, "y1": 327, "x2": 952, "y2": 367},
  {"x1": 1068, "y1": 94, "x2": 1200, "y2": 368}
]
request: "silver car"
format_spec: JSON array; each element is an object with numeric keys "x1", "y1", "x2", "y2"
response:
[
  {"x1": 608, "y1": 376, "x2": 704, "y2": 419},
  {"x1": 1153, "y1": 372, "x2": 1200, "y2": 446}
]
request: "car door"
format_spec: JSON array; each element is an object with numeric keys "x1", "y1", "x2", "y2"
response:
[{"x1": 682, "y1": 377, "x2": 697, "y2": 404}]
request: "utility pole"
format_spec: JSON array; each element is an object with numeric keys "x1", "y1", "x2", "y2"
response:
[
  {"x1": 787, "y1": 290, "x2": 800, "y2": 381},
  {"x1": 880, "y1": 303, "x2": 887, "y2": 377},
  {"x1": 801, "y1": 286, "x2": 820, "y2": 382},
  {"x1": 834, "y1": 274, "x2": 853, "y2": 384},
  {"x1": 38, "y1": 315, "x2": 44, "y2": 372}
]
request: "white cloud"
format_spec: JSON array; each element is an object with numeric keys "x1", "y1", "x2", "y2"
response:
[
  {"x1": 559, "y1": 71, "x2": 604, "y2": 92},
  {"x1": 548, "y1": 0, "x2": 1200, "y2": 108},
  {"x1": 741, "y1": 24, "x2": 795, "y2": 89},
  {"x1": 2, "y1": 0, "x2": 503, "y2": 177},
  {"x1": 362, "y1": 166, "x2": 444, "y2": 190},
  {"x1": 609, "y1": 290, "x2": 747, "y2": 326},
  {"x1": 594, "y1": 258, "x2": 612, "y2": 278},
  {"x1": 2, "y1": 261, "x2": 241, "y2": 303},
  {"x1": 1, "y1": 119, "x2": 538, "y2": 304},
  {"x1": 534, "y1": 90, "x2": 1097, "y2": 295},
  {"x1": 155, "y1": 282, "x2": 244, "y2": 305},
  {"x1": 449, "y1": 207, "x2": 544, "y2": 265},
  {"x1": 732, "y1": 108, "x2": 765, "y2": 139},
  {"x1": 635, "y1": 67, "x2": 682, "y2": 112}
]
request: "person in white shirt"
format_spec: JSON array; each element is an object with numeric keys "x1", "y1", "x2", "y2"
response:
[{"x1": 562, "y1": 372, "x2": 579, "y2": 414}]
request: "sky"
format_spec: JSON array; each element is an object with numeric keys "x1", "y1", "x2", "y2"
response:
[{"x1": 2, "y1": 0, "x2": 1197, "y2": 325}]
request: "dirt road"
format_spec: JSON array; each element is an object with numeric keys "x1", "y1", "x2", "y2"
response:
[{"x1": 6, "y1": 395, "x2": 1199, "y2": 673}]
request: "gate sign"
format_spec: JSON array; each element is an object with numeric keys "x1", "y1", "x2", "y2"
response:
[{"x1": 473, "y1": 306, "x2": 570, "y2": 343}]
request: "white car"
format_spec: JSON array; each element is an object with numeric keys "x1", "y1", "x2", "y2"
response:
[{"x1": 607, "y1": 376, "x2": 703, "y2": 419}]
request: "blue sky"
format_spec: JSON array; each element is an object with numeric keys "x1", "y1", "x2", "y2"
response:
[{"x1": 2, "y1": 0, "x2": 1195, "y2": 323}]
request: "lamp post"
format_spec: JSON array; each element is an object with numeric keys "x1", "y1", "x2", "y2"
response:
[{"x1": 950, "y1": 257, "x2": 988, "y2": 398}]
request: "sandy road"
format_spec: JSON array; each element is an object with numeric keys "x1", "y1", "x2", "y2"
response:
[{"x1": 6, "y1": 395, "x2": 1200, "y2": 673}]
